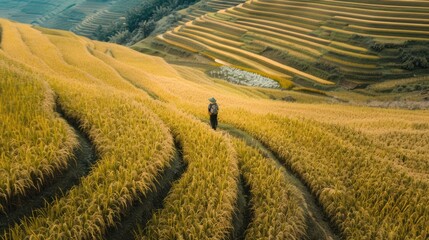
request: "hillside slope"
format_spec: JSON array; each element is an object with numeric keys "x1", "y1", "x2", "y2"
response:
[
  {"x1": 0, "y1": 0, "x2": 141, "y2": 38},
  {"x1": 0, "y1": 19, "x2": 428, "y2": 239},
  {"x1": 153, "y1": 0, "x2": 429, "y2": 88}
]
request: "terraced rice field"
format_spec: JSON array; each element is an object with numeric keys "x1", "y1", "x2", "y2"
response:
[
  {"x1": 176, "y1": 0, "x2": 246, "y2": 26},
  {"x1": 156, "y1": 0, "x2": 429, "y2": 87},
  {"x1": 1, "y1": 19, "x2": 428, "y2": 239},
  {"x1": 0, "y1": 0, "x2": 141, "y2": 38}
]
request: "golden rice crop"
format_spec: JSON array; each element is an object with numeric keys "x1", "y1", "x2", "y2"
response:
[
  {"x1": 3, "y1": 22, "x2": 101, "y2": 85},
  {"x1": 135, "y1": 100, "x2": 239, "y2": 239},
  {"x1": 167, "y1": 13, "x2": 353, "y2": 84},
  {"x1": 1, "y1": 20, "x2": 174, "y2": 238},
  {"x1": 2, "y1": 78, "x2": 174, "y2": 239},
  {"x1": 45, "y1": 34, "x2": 137, "y2": 91},
  {"x1": 219, "y1": 109, "x2": 429, "y2": 239},
  {"x1": 231, "y1": 137, "x2": 305, "y2": 239},
  {"x1": 0, "y1": 56, "x2": 77, "y2": 213},
  {"x1": 1, "y1": 17, "x2": 428, "y2": 240}
]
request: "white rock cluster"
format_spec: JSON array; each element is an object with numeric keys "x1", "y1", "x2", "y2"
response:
[{"x1": 209, "y1": 66, "x2": 280, "y2": 89}]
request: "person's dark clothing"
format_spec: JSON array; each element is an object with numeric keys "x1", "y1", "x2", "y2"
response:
[
  {"x1": 208, "y1": 103, "x2": 219, "y2": 130},
  {"x1": 210, "y1": 114, "x2": 218, "y2": 130}
]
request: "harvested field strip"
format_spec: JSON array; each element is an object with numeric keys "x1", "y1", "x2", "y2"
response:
[
  {"x1": 347, "y1": 24, "x2": 429, "y2": 38},
  {"x1": 172, "y1": 29, "x2": 331, "y2": 84},
  {"x1": 329, "y1": 41, "x2": 367, "y2": 54},
  {"x1": 273, "y1": 1, "x2": 429, "y2": 24},
  {"x1": 237, "y1": 2, "x2": 331, "y2": 22},
  {"x1": 173, "y1": 32, "x2": 330, "y2": 84},
  {"x1": 259, "y1": 0, "x2": 429, "y2": 18},
  {"x1": 286, "y1": 0, "x2": 429, "y2": 13},
  {"x1": 249, "y1": 33, "x2": 321, "y2": 58},
  {"x1": 180, "y1": 27, "x2": 244, "y2": 48},
  {"x1": 223, "y1": 9, "x2": 317, "y2": 37},
  {"x1": 196, "y1": 16, "x2": 247, "y2": 36},
  {"x1": 190, "y1": 9, "x2": 207, "y2": 16},
  {"x1": 234, "y1": 4, "x2": 320, "y2": 29},
  {"x1": 322, "y1": 0, "x2": 429, "y2": 11},
  {"x1": 252, "y1": 1, "x2": 429, "y2": 29},
  {"x1": 332, "y1": 16, "x2": 429, "y2": 31},
  {"x1": 167, "y1": 30, "x2": 291, "y2": 78},
  {"x1": 158, "y1": 34, "x2": 202, "y2": 53},
  {"x1": 209, "y1": 14, "x2": 378, "y2": 60},
  {"x1": 322, "y1": 55, "x2": 378, "y2": 69},
  {"x1": 0, "y1": 56, "x2": 77, "y2": 215},
  {"x1": 184, "y1": 23, "x2": 242, "y2": 42},
  {"x1": 188, "y1": 12, "x2": 203, "y2": 18},
  {"x1": 321, "y1": 26, "x2": 429, "y2": 41},
  {"x1": 219, "y1": 13, "x2": 329, "y2": 46},
  {"x1": 231, "y1": 20, "x2": 329, "y2": 49},
  {"x1": 258, "y1": 39, "x2": 319, "y2": 61},
  {"x1": 242, "y1": 2, "x2": 330, "y2": 21},
  {"x1": 208, "y1": 3, "x2": 236, "y2": 9},
  {"x1": 224, "y1": 8, "x2": 313, "y2": 35},
  {"x1": 221, "y1": 124, "x2": 339, "y2": 240}
]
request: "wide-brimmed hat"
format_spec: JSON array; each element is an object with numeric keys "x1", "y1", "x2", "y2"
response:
[{"x1": 208, "y1": 97, "x2": 216, "y2": 103}]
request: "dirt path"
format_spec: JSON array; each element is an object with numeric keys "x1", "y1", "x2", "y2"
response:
[
  {"x1": 231, "y1": 175, "x2": 252, "y2": 240},
  {"x1": 219, "y1": 123, "x2": 341, "y2": 240},
  {"x1": 105, "y1": 140, "x2": 187, "y2": 240},
  {"x1": 0, "y1": 105, "x2": 97, "y2": 235}
]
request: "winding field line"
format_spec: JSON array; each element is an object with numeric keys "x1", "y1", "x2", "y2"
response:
[
  {"x1": 210, "y1": 13, "x2": 378, "y2": 60},
  {"x1": 252, "y1": 0, "x2": 429, "y2": 25},
  {"x1": 172, "y1": 28, "x2": 331, "y2": 84},
  {"x1": 162, "y1": 30, "x2": 293, "y2": 80},
  {"x1": 0, "y1": 103, "x2": 97, "y2": 236},
  {"x1": 321, "y1": 26, "x2": 429, "y2": 41},
  {"x1": 332, "y1": 15, "x2": 429, "y2": 30},
  {"x1": 183, "y1": 22, "x2": 242, "y2": 42},
  {"x1": 220, "y1": 124, "x2": 340, "y2": 240},
  {"x1": 348, "y1": 24, "x2": 429, "y2": 37},
  {"x1": 258, "y1": 0, "x2": 429, "y2": 18},
  {"x1": 224, "y1": 7, "x2": 314, "y2": 35},
  {"x1": 223, "y1": 8, "x2": 368, "y2": 55},
  {"x1": 105, "y1": 141, "x2": 187, "y2": 240},
  {"x1": 180, "y1": 27, "x2": 244, "y2": 48},
  {"x1": 322, "y1": 0, "x2": 429, "y2": 11},
  {"x1": 236, "y1": 3, "x2": 321, "y2": 26}
]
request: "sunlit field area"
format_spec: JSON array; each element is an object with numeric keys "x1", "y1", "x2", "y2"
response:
[
  {"x1": 153, "y1": 0, "x2": 429, "y2": 89},
  {"x1": 0, "y1": 17, "x2": 428, "y2": 240}
]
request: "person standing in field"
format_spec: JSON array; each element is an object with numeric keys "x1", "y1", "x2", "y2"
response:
[{"x1": 208, "y1": 97, "x2": 219, "y2": 130}]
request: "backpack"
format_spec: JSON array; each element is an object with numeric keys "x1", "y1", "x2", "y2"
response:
[{"x1": 210, "y1": 103, "x2": 219, "y2": 114}]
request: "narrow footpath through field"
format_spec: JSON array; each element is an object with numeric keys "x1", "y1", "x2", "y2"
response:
[
  {"x1": 0, "y1": 104, "x2": 97, "y2": 235},
  {"x1": 231, "y1": 175, "x2": 251, "y2": 240},
  {"x1": 219, "y1": 123, "x2": 340, "y2": 240}
]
